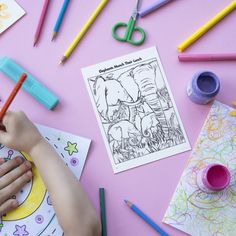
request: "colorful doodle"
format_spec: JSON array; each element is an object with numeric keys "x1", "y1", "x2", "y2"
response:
[
  {"x1": 164, "y1": 101, "x2": 236, "y2": 235},
  {"x1": 0, "y1": 0, "x2": 25, "y2": 34}
]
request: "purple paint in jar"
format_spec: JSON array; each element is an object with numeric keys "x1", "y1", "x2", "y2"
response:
[
  {"x1": 187, "y1": 71, "x2": 220, "y2": 104},
  {"x1": 197, "y1": 164, "x2": 230, "y2": 192}
]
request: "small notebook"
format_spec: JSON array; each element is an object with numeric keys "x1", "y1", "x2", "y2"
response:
[
  {"x1": 0, "y1": 0, "x2": 25, "y2": 34},
  {"x1": 0, "y1": 124, "x2": 91, "y2": 236},
  {"x1": 164, "y1": 101, "x2": 236, "y2": 236}
]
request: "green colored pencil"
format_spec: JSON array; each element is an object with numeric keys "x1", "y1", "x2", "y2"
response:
[{"x1": 99, "y1": 188, "x2": 107, "y2": 236}]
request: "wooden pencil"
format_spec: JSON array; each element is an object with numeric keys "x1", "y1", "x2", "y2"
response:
[{"x1": 0, "y1": 73, "x2": 27, "y2": 121}]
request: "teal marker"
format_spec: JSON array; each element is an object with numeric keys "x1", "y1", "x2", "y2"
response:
[{"x1": 0, "y1": 57, "x2": 59, "y2": 110}]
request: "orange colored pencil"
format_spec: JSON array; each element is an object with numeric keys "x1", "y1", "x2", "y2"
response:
[{"x1": 0, "y1": 73, "x2": 27, "y2": 121}]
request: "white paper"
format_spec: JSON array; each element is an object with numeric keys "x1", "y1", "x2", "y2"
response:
[
  {"x1": 82, "y1": 47, "x2": 190, "y2": 173},
  {"x1": 0, "y1": 0, "x2": 25, "y2": 34},
  {"x1": 164, "y1": 101, "x2": 236, "y2": 236},
  {"x1": 0, "y1": 124, "x2": 91, "y2": 235}
]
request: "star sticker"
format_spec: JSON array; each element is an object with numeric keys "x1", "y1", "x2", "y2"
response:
[
  {"x1": 64, "y1": 141, "x2": 78, "y2": 156},
  {"x1": 13, "y1": 225, "x2": 29, "y2": 236}
]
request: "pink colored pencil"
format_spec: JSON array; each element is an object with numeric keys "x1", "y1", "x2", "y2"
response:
[
  {"x1": 34, "y1": 0, "x2": 50, "y2": 46},
  {"x1": 178, "y1": 53, "x2": 236, "y2": 62}
]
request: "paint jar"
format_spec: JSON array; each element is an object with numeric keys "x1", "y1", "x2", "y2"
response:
[
  {"x1": 197, "y1": 164, "x2": 230, "y2": 192},
  {"x1": 187, "y1": 71, "x2": 220, "y2": 104}
]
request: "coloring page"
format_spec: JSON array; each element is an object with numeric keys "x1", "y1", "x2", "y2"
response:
[
  {"x1": 164, "y1": 101, "x2": 236, "y2": 236},
  {"x1": 82, "y1": 47, "x2": 190, "y2": 173},
  {"x1": 0, "y1": 124, "x2": 91, "y2": 236},
  {"x1": 0, "y1": 0, "x2": 25, "y2": 34}
]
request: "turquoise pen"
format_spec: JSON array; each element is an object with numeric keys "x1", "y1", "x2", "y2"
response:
[
  {"x1": 0, "y1": 57, "x2": 59, "y2": 110},
  {"x1": 125, "y1": 200, "x2": 169, "y2": 236},
  {"x1": 52, "y1": 0, "x2": 70, "y2": 40}
]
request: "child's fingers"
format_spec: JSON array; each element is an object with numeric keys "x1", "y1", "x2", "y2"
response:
[
  {"x1": 0, "y1": 156, "x2": 24, "y2": 177},
  {"x1": 0, "y1": 198, "x2": 18, "y2": 216},
  {"x1": 0, "y1": 160, "x2": 31, "y2": 189},
  {"x1": 0, "y1": 158, "x2": 5, "y2": 165},
  {"x1": 0, "y1": 170, "x2": 32, "y2": 205}
]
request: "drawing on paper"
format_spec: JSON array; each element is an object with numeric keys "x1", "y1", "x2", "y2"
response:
[
  {"x1": 0, "y1": 124, "x2": 91, "y2": 235},
  {"x1": 82, "y1": 47, "x2": 190, "y2": 173},
  {"x1": 0, "y1": 0, "x2": 25, "y2": 34},
  {"x1": 0, "y1": 3, "x2": 10, "y2": 28},
  {"x1": 164, "y1": 101, "x2": 236, "y2": 236}
]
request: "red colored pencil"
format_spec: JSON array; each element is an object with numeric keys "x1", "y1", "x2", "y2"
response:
[
  {"x1": 33, "y1": 0, "x2": 50, "y2": 46},
  {"x1": 0, "y1": 73, "x2": 27, "y2": 121}
]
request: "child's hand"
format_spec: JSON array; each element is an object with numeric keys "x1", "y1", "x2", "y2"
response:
[
  {"x1": 0, "y1": 157, "x2": 32, "y2": 215},
  {"x1": 0, "y1": 111, "x2": 43, "y2": 153}
]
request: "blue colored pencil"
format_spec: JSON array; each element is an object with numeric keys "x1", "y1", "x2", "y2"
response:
[
  {"x1": 52, "y1": 0, "x2": 70, "y2": 40},
  {"x1": 125, "y1": 200, "x2": 169, "y2": 236}
]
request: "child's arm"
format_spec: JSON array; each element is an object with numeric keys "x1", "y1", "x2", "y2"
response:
[{"x1": 0, "y1": 111, "x2": 101, "y2": 236}]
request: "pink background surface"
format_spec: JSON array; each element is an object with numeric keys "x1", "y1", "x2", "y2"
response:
[{"x1": 1, "y1": 0, "x2": 236, "y2": 235}]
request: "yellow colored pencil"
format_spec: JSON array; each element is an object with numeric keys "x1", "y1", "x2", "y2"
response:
[
  {"x1": 178, "y1": 0, "x2": 236, "y2": 52},
  {"x1": 59, "y1": 0, "x2": 109, "y2": 64}
]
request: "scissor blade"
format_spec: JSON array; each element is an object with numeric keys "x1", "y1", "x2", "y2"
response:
[{"x1": 132, "y1": 0, "x2": 141, "y2": 19}]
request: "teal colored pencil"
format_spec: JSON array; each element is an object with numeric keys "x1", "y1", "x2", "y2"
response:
[
  {"x1": 52, "y1": 0, "x2": 70, "y2": 40},
  {"x1": 125, "y1": 200, "x2": 169, "y2": 236},
  {"x1": 99, "y1": 188, "x2": 107, "y2": 236}
]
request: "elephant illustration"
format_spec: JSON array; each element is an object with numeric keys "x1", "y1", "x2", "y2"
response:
[
  {"x1": 108, "y1": 120, "x2": 142, "y2": 153},
  {"x1": 93, "y1": 76, "x2": 134, "y2": 122},
  {"x1": 141, "y1": 113, "x2": 165, "y2": 140},
  {"x1": 93, "y1": 61, "x2": 169, "y2": 135},
  {"x1": 117, "y1": 61, "x2": 169, "y2": 134}
]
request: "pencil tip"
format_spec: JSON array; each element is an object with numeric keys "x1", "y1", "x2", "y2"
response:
[
  {"x1": 124, "y1": 200, "x2": 132, "y2": 207},
  {"x1": 51, "y1": 32, "x2": 57, "y2": 41},
  {"x1": 59, "y1": 56, "x2": 67, "y2": 65},
  {"x1": 33, "y1": 38, "x2": 38, "y2": 47}
]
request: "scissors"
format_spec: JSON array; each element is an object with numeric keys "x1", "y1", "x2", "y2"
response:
[{"x1": 112, "y1": 0, "x2": 146, "y2": 46}]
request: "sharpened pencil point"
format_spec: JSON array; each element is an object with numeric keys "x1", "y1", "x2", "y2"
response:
[
  {"x1": 51, "y1": 32, "x2": 57, "y2": 41},
  {"x1": 59, "y1": 56, "x2": 67, "y2": 65}
]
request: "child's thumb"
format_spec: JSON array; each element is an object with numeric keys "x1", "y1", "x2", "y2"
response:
[{"x1": 0, "y1": 130, "x2": 10, "y2": 146}]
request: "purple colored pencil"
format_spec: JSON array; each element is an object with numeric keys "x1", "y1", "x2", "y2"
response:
[
  {"x1": 139, "y1": 0, "x2": 173, "y2": 17},
  {"x1": 178, "y1": 53, "x2": 236, "y2": 62},
  {"x1": 34, "y1": 0, "x2": 50, "y2": 46}
]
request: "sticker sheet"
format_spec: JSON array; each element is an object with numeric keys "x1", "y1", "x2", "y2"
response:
[
  {"x1": 0, "y1": 0, "x2": 25, "y2": 34},
  {"x1": 0, "y1": 124, "x2": 91, "y2": 236},
  {"x1": 82, "y1": 47, "x2": 190, "y2": 173},
  {"x1": 164, "y1": 101, "x2": 236, "y2": 236}
]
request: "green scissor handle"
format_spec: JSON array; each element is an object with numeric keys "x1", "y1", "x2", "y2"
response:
[{"x1": 112, "y1": 17, "x2": 146, "y2": 46}]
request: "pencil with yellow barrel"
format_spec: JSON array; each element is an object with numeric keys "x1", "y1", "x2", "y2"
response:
[
  {"x1": 59, "y1": 0, "x2": 109, "y2": 64},
  {"x1": 178, "y1": 0, "x2": 236, "y2": 52}
]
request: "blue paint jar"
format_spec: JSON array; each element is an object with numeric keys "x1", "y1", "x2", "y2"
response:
[{"x1": 187, "y1": 71, "x2": 220, "y2": 104}]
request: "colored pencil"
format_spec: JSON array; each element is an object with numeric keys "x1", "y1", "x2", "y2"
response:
[
  {"x1": 0, "y1": 73, "x2": 27, "y2": 121},
  {"x1": 59, "y1": 0, "x2": 109, "y2": 65},
  {"x1": 178, "y1": 53, "x2": 236, "y2": 62},
  {"x1": 125, "y1": 200, "x2": 169, "y2": 236},
  {"x1": 178, "y1": 0, "x2": 236, "y2": 52},
  {"x1": 34, "y1": 0, "x2": 50, "y2": 46},
  {"x1": 139, "y1": 0, "x2": 173, "y2": 17},
  {"x1": 99, "y1": 188, "x2": 107, "y2": 236},
  {"x1": 52, "y1": 0, "x2": 70, "y2": 41}
]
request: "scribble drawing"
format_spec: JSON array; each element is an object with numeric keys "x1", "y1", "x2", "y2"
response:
[
  {"x1": 0, "y1": 3, "x2": 10, "y2": 28},
  {"x1": 164, "y1": 101, "x2": 236, "y2": 236},
  {"x1": 90, "y1": 60, "x2": 185, "y2": 164}
]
